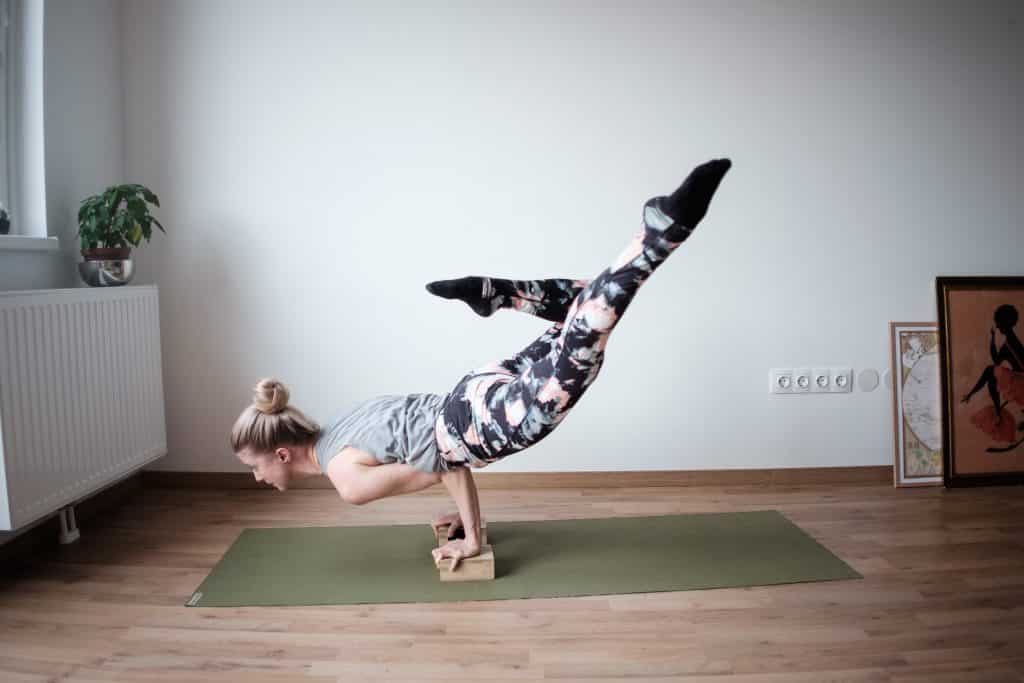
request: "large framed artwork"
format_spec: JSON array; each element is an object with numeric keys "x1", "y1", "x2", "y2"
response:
[
  {"x1": 890, "y1": 322, "x2": 942, "y2": 487},
  {"x1": 936, "y1": 276, "x2": 1024, "y2": 487}
]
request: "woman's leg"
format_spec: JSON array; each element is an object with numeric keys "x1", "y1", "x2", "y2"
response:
[
  {"x1": 465, "y1": 159, "x2": 733, "y2": 462},
  {"x1": 963, "y1": 366, "x2": 994, "y2": 403},
  {"x1": 438, "y1": 203, "x2": 700, "y2": 467},
  {"x1": 434, "y1": 284, "x2": 588, "y2": 460},
  {"x1": 486, "y1": 202, "x2": 689, "y2": 453},
  {"x1": 435, "y1": 324, "x2": 567, "y2": 467},
  {"x1": 427, "y1": 276, "x2": 589, "y2": 322},
  {"x1": 431, "y1": 275, "x2": 590, "y2": 381}
]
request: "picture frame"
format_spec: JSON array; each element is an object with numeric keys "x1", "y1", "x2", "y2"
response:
[
  {"x1": 889, "y1": 322, "x2": 942, "y2": 487},
  {"x1": 936, "y1": 276, "x2": 1024, "y2": 487}
]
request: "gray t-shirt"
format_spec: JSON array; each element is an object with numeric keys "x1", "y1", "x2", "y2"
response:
[{"x1": 314, "y1": 393, "x2": 453, "y2": 474}]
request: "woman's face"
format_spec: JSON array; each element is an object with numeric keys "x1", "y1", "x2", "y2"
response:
[{"x1": 237, "y1": 447, "x2": 291, "y2": 491}]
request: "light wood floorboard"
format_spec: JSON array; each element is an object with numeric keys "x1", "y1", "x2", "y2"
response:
[{"x1": 1, "y1": 482, "x2": 1023, "y2": 681}]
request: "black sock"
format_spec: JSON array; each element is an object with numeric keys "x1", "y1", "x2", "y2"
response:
[
  {"x1": 425, "y1": 277, "x2": 496, "y2": 317},
  {"x1": 427, "y1": 277, "x2": 586, "y2": 321},
  {"x1": 659, "y1": 158, "x2": 731, "y2": 237}
]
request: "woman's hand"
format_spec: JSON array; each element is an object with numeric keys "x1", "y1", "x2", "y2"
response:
[
  {"x1": 430, "y1": 511, "x2": 463, "y2": 539},
  {"x1": 431, "y1": 538, "x2": 481, "y2": 571}
]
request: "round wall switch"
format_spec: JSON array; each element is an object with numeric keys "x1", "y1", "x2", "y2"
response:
[{"x1": 858, "y1": 368, "x2": 880, "y2": 392}]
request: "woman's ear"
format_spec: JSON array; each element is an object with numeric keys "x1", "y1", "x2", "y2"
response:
[{"x1": 275, "y1": 447, "x2": 290, "y2": 463}]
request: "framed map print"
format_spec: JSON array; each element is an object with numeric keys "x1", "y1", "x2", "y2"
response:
[
  {"x1": 890, "y1": 322, "x2": 943, "y2": 487},
  {"x1": 936, "y1": 276, "x2": 1024, "y2": 487}
]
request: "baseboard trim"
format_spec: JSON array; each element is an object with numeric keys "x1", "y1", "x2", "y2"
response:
[{"x1": 142, "y1": 466, "x2": 891, "y2": 490}]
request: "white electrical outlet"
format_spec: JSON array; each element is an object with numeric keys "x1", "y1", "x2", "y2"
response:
[
  {"x1": 771, "y1": 367, "x2": 854, "y2": 394},
  {"x1": 831, "y1": 367, "x2": 853, "y2": 393},
  {"x1": 769, "y1": 369, "x2": 794, "y2": 393},
  {"x1": 811, "y1": 368, "x2": 831, "y2": 393},
  {"x1": 793, "y1": 368, "x2": 812, "y2": 393}
]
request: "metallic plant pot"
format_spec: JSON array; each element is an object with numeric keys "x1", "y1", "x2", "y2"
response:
[{"x1": 78, "y1": 259, "x2": 135, "y2": 287}]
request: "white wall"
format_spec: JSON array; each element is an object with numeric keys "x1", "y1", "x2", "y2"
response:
[
  {"x1": 120, "y1": 0, "x2": 1023, "y2": 473},
  {"x1": 0, "y1": 0, "x2": 126, "y2": 291}
]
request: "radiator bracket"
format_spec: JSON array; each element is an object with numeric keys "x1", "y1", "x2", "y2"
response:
[{"x1": 58, "y1": 506, "x2": 80, "y2": 544}]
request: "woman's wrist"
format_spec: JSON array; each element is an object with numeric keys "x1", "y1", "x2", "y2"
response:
[
  {"x1": 440, "y1": 467, "x2": 482, "y2": 547},
  {"x1": 462, "y1": 525, "x2": 481, "y2": 546}
]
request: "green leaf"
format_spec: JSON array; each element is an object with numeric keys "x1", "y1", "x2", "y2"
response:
[
  {"x1": 126, "y1": 196, "x2": 147, "y2": 219},
  {"x1": 109, "y1": 212, "x2": 125, "y2": 245},
  {"x1": 78, "y1": 184, "x2": 163, "y2": 248}
]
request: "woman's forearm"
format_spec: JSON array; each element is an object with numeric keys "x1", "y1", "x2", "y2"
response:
[{"x1": 440, "y1": 466, "x2": 482, "y2": 546}]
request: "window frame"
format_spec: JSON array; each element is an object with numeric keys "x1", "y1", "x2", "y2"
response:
[
  {"x1": 0, "y1": 0, "x2": 54, "y2": 250},
  {"x1": 0, "y1": 0, "x2": 11, "y2": 220}
]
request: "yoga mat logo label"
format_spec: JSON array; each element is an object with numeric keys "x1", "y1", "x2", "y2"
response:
[{"x1": 186, "y1": 592, "x2": 203, "y2": 607}]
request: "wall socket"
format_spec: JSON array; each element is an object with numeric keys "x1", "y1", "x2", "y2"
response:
[{"x1": 770, "y1": 368, "x2": 852, "y2": 394}]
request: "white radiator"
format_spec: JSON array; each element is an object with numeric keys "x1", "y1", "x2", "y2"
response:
[{"x1": 0, "y1": 286, "x2": 167, "y2": 533}]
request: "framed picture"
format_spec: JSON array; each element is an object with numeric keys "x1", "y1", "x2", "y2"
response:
[
  {"x1": 890, "y1": 322, "x2": 942, "y2": 487},
  {"x1": 936, "y1": 276, "x2": 1024, "y2": 487}
]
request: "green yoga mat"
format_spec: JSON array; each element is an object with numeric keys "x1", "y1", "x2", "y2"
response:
[{"x1": 185, "y1": 510, "x2": 860, "y2": 607}]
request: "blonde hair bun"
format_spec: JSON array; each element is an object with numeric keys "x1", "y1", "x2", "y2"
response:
[
  {"x1": 231, "y1": 378, "x2": 319, "y2": 454},
  {"x1": 253, "y1": 378, "x2": 290, "y2": 414}
]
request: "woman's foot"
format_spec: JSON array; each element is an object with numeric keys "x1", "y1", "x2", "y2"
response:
[
  {"x1": 658, "y1": 158, "x2": 732, "y2": 239},
  {"x1": 426, "y1": 277, "x2": 496, "y2": 317}
]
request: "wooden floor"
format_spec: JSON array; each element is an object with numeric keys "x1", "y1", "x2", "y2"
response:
[{"x1": 1, "y1": 481, "x2": 1023, "y2": 682}]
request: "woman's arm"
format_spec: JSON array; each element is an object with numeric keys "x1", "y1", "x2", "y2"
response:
[
  {"x1": 993, "y1": 340, "x2": 1024, "y2": 370},
  {"x1": 439, "y1": 466, "x2": 482, "y2": 546},
  {"x1": 327, "y1": 448, "x2": 442, "y2": 505}
]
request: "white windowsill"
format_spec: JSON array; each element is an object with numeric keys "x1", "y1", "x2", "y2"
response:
[{"x1": 0, "y1": 235, "x2": 60, "y2": 252}]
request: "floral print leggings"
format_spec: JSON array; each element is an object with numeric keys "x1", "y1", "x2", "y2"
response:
[{"x1": 434, "y1": 197, "x2": 694, "y2": 469}]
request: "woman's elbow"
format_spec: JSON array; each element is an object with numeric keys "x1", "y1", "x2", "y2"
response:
[{"x1": 338, "y1": 484, "x2": 370, "y2": 506}]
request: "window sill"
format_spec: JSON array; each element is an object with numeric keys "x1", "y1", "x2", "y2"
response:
[{"x1": 0, "y1": 235, "x2": 60, "y2": 252}]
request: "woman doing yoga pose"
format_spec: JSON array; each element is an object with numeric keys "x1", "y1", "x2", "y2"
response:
[{"x1": 231, "y1": 158, "x2": 732, "y2": 568}]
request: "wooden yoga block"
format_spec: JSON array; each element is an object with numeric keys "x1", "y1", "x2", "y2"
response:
[
  {"x1": 437, "y1": 544, "x2": 495, "y2": 582},
  {"x1": 435, "y1": 520, "x2": 487, "y2": 546}
]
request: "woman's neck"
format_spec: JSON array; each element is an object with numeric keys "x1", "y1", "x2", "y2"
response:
[{"x1": 292, "y1": 444, "x2": 323, "y2": 478}]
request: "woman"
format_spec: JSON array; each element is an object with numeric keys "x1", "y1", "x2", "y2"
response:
[
  {"x1": 961, "y1": 303, "x2": 1024, "y2": 451},
  {"x1": 231, "y1": 158, "x2": 732, "y2": 569}
]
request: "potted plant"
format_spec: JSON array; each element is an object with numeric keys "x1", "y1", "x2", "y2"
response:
[
  {"x1": 76, "y1": 184, "x2": 165, "y2": 286},
  {"x1": 77, "y1": 183, "x2": 165, "y2": 259}
]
